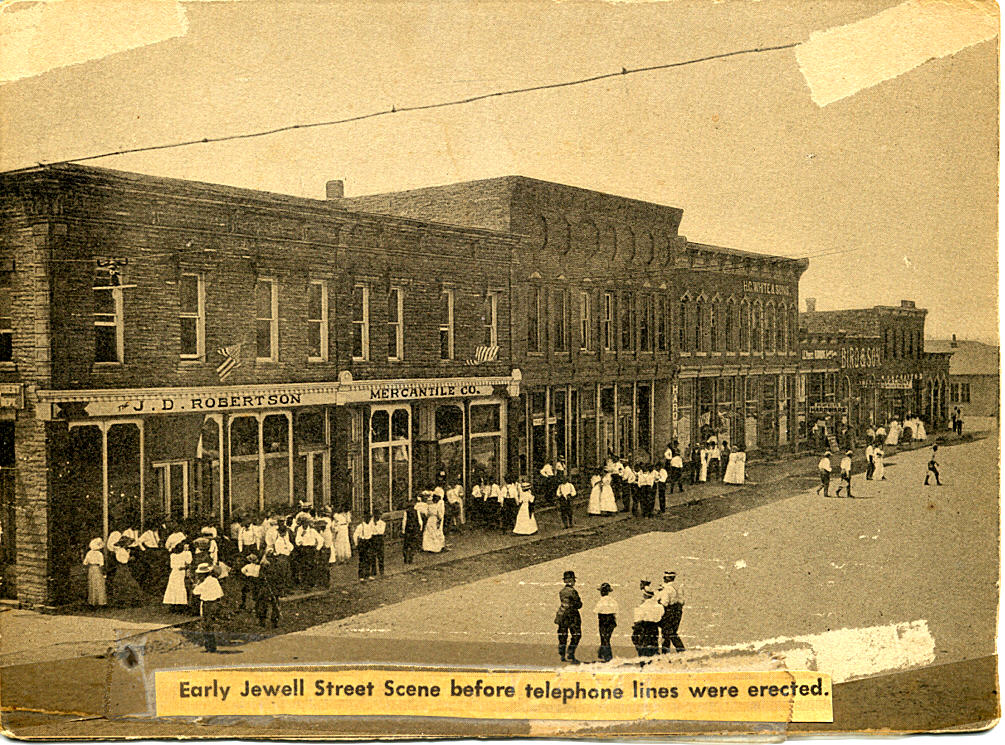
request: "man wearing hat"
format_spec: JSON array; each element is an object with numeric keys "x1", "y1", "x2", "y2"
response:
[
  {"x1": 632, "y1": 581, "x2": 663, "y2": 656},
  {"x1": 555, "y1": 570, "x2": 583, "y2": 664},
  {"x1": 816, "y1": 451, "x2": 833, "y2": 498},
  {"x1": 656, "y1": 570, "x2": 686, "y2": 654},
  {"x1": 192, "y1": 563, "x2": 224, "y2": 652},
  {"x1": 835, "y1": 450, "x2": 855, "y2": 498},
  {"x1": 594, "y1": 582, "x2": 619, "y2": 663}
]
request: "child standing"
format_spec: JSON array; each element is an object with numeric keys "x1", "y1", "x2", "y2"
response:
[
  {"x1": 192, "y1": 563, "x2": 224, "y2": 653},
  {"x1": 594, "y1": 582, "x2": 618, "y2": 662}
]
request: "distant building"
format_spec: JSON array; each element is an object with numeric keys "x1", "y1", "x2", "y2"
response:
[
  {"x1": 926, "y1": 336, "x2": 1000, "y2": 419},
  {"x1": 800, "y1": 300, "x2": 950, "y2": 436}
]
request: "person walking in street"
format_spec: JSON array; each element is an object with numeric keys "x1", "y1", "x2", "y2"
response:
[
  {"x1": 192, "y1": 563, "x2": 224, "y2": 653},
  {"x1": 655, "y1": 462, "x2": 668, "y2": 513},
  {"x1": 587, "y1": 469, "x2": 603, "y2": 516},
  {"x1": 555, "y1": 570, "x2": 583, "y2": 664},
  {"x1": 873, "y1": 445, "x2": 886, "y2": 481},
  {"x1": 925, "y1": 444, "x2": 942, "y2": 486},
  {"x1": 599, "y1": 469, "x2": 618, "y2": 514},
  {"x1": 865, "y1": 442, "x2": 875, "y2": 480},
  {"x1": 669, "y1": 450, "x2": 685, "y2": 493},
  {"x1": 835, "y1": 451, "x2": 854, "y2": 498},
  {"x1": 690, "y1": 445, "x2": 701, "y2": 485},
  {"x1": 707, "y1": 440, "x2": 721, "y2": 483},
  {"x1": 719, "y1": 441, "x2": 731, "y2": 481},
  {"x1": 817, "y1": 451, "x2": 832, "y2": 497},
  {"x1": 594, "y1": 582, "x2": 618, "y2": 663},
  {"x1": 631, "y1": 582, "x2": 662, "y2": 657},
  {"x1": 656, "y1": 570, "x2": 686, "y2": 653},
  {"x1": 401, "y1": 495, "x2": 424, "y2": 564},
  {"x1": 556, "y1": 473, "x2": 576, "y2": 528},
  {"x1": 370, "y1": 512, "x2": 386, "y2": 577},
  {"x1": 83, "y1": 537, "x2": 107, "y2": 607},
  {"x1": 352, "y1": 516, "x2": 372, "y2": 581}
]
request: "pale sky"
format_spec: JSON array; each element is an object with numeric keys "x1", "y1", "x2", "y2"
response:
[{"x1": 1, "y1": 0, "x2": 998, "y2": 343}]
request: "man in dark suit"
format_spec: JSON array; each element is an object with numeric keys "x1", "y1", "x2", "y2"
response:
[
  {"x1": 401, "y1": 495, "x2": 424, "y2": 564},
  {"x1": 555, "y1": 570, "x2": 583, "y2": 663}
]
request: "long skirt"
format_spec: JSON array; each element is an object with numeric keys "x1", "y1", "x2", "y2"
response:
[
  {"x1": 87, "y1": 565, "x2": 107, "y2": 606},
  {"x1": 110, "y1": 564, "x2": 145, "y2": 607}
]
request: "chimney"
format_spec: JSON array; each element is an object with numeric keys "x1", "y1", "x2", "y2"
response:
[
  {"x1": 805, "y1": 297, "x2": 816, "y2": 313},
  {"x1": 326, "y1": 180, "x2": 345, "y2": 199},
  {"x1": 900, "y1": 299, "x2": 915, "y2": 309},
  {"x1": 951, "y1": 333, "x2": 958, "y2": 348}
]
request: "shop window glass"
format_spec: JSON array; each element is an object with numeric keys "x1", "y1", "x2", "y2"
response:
[
  {"x1": 471, "y1": 404, "x2": 501, "y2": 433},
  {"x1": 436, "y1": 405, "x2": 464, "y2": 481},
  {"x1": 195, "y1": 418, "x2": 222, "y2": 521},
  {"x1": 107, "y1": 423, "x2": 141, "y2": 530}
]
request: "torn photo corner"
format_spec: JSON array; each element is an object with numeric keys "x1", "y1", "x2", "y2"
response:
[{"x1": 0, "y1": 0, "x2": 998, "y2": 740}]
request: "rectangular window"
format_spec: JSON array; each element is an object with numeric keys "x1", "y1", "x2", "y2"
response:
[
  {"x1": 620, "y1": 293, "x2": 633, "y2": 351},
  {"x1": 640, "y1": 294, "x2": 652, "y2": 352},
  {"x1": 387, "y1": 287, "x2": 404, "y2": 361},
  {"x1": 527, "y1": 286, "x2": 543, "y2": 353},
  {"x1": 679, "y1": 301, "x2": 688, "y2": 352},
  {"x1": 710, "y1": 302, "x2": 719, "y2": 352},
  {"x1": 962, "y1": 382, "x2": 971, "y2": 404},
  {"x1": 579, "y1": 290, "x2": 592, "y2": 351},
  {"x1": 553, "y1": 288, "x2": 569, "y2": 352},
  {"x1": 307, "y1": 280, "x2": 328, "y2": 362},
  {"x1": 94, "y1": 267, "x2": 124, "y2": 363},
  {"x1": 602, "y1": 292, "x2": 614, "y2": 351},
  {"x1": 482, "y1": 292, "x2": 498, "y2": 347},
  {"x1": 440, "y1": 288, "x2": 454, "y2": 360},
  {"x1": 655, "y1": 295, "x2": 667, "y2": 352},
  {"x1": 255, "y1": 278, "x2": 278, "y2": 361},
  {"x1": 0, "y1": 287, "x2": 11, "y2": 363},
  {"x1": 179, "y1": 273, "x2": 205, "y2": 360},
  {"x1": 352, "y1": 284, "x2": 369, "y2": 361}
]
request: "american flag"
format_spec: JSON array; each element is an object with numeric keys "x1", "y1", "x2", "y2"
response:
[
  {"x1": 465, "y1": 344, "x2": 499, "y2": 366},
  {"x1": 216, "y1": 344, "x2": 241, "y2": 381}
]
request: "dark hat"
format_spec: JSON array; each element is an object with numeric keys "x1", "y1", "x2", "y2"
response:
[
  {"x1": 642, "y1": 587, "x2": 655, "y2": 598},
  {"x1": 563, "y1": 570, "x2": 576, "y2": 581},
  {"x1": 195, "y1": 563, "x2": 213, "y2": 574},
  {"x1": 598, "y1": 582, "x2": 613, "y2": 594},
  {"x1": 640, "y1": 579, "x2": 652, "y2": 590},
  {"x1": 663, "y1": 570, "x2": 676, "y2": 579}
]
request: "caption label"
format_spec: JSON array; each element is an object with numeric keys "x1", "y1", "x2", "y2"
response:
[{"x1": 155, "y1": 669, "x2": 833, "y2": 722}]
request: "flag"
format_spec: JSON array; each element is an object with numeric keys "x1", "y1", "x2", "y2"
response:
[
  {"x1": 216, "y1": 344, "x2": 241, "y2": 381},
  {"x1": 465, "y1": 345, "x2": 499, "y2": 366}
]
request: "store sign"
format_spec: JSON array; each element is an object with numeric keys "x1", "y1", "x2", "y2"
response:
[
  {"x1": 742, "y1": 280, "x2": 792, "y2": 296},
  {"x1": 339, "y1": 382, "x2": 495, "y2": 404},
  {"x1": 809, "y1": 403, "x2": 848, "y2": 416},
  {"x1": 0, "y1": 383, "x2": 23, "y2": 409},
  {"x1": 802, "y1": 349, "x2": 838, "y2": 360},
  {"x1": 877, "y1": 374, "x2": 917, "y2": 390},
  {"x1": 83, "y1": 388, "x2": 338, "y2": 417},
  {"x1": 840, "y1": 347, "x2": 881, "y2": 369}
]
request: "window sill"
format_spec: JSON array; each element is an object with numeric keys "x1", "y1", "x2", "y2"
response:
[
  {"x1": 179, "y1": 358, "x2": 205, "y2": 365},
  {"x1": 308, "y1": 357, "x2": 330, "y2": 364},
  {"x1": 351, "y1": 357, "x2": 370, "y2": 364},
  {"x1": 92, "y1": 362, "x2": 123, "y2": 370},
  {"x1": 255, "y1": 359, "x2": 279, "y2": 365}
]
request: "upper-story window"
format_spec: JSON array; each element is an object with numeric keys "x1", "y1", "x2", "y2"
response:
[
  {"x1": 640, "y1": 294, "x2": 652, "y2": 352},
  {"x1": 602, "y1": 292, "x2": 614, "y2": 352},
  {"x1": 94, "y1": 266, "x2": 124, "y2": 364},
  {"x1": 620, "y1": 292, "x2": 633, "y2": 352},
  {"x1": 579, "y1": 290, "x2": 593, "y2": 352},
  {"x1": 552, "y1": 288, "x2": 569, "y2": 353},
  {"x1": 710, "y1": 302, "x2": 720, "y2": 352},
  {"x1": 679, "y1": 299, "x2": 688, "y2": 352},
  {"x1": 655, "y1": 295, "x2": 667, "y2": 352},
  {"x1": 440, "y1": 288, "x2": 454, "y2": 360},
  {"x1": 352, "y1": 283, "x2": 369, "y2": 361},
  {"x1": 307, "y1": 280, "x2": 328, "y2": 362},
  {"x1": 725, "y1": 299, "x2": 735, "y2": 352},
  {"x1": 179, "y1": 273, "x2": 205, "y2": 360},
  {"x1": 527, "y1": 286, "x2": 543, "y2": 353},
  {"x1": 482, "y1": 292, "x2": 498, "y2": 348},
  {"x1": 694, "y1": 300, "x2": 705, "y2": 352},
  {"x1": 751, "y1": 302, "x2": 763, "y2": 353},
  {"x1": 790, "y1": 308, "x2": 798, "y2": 353},
  {"x1": 387, "y1": 287, "x2": 404, "y2": 361},
  {"x1": 255, "y1": 278, "x2": 278, "y2": 362},
  {"x1": 0, "y1": 287, "x2": 12, "y2": 363},
  {"x1": 765, "y1": 304, "x2": 776, "y2": 354},
  {"x1": 778, "y1": 306, "x2": 787, "y2": 353},
  {"x1": 739, "y1": 299, "x2": 750, "y2": 353}
]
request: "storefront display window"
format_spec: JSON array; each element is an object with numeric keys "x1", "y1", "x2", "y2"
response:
[
  {"x1": 370, "y1": 406, "x2": 410, "y2": 515},
  {"x1": 436, "y1": 404, "x2": 464, "y2": 482},
  {"x1": 470, "y1": 402, "x2": 501, "y2": 484}
]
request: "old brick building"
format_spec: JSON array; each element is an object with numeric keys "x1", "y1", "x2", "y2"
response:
[
  {"x1": 800, "y1": 299, "x2": 950, "y2": 438},
  {"x1": 339, "y1": 176, "x2": 808, "y2": 470},
  {"x1": 0, "y1": 164, "x2": 520, "y2": 604}
]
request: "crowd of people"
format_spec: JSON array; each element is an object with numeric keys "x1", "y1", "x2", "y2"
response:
[{"x1": 552, "y1": 569, "x2": 686, "y2": 664}]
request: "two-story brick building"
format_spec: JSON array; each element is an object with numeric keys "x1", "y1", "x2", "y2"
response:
[
  {"x1": 799, "y1": 299, "x2": 950, "y2": 438},
  {"x1": 338, "y1": 176, "x2": 808, "y2": 470},
  {"x1": 0, "y1": 164, "x2": 521, "y2": 604}
]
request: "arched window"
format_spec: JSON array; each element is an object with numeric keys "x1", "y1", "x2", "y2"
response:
[
  {"x1": 779, "y1": 305, "x2": 788, "y2": 352},
  {"x1": 739, "y1": 299, "x2": 750, "y2": 353},
  {"x1": 752, "y1": 302, "x2": 763, "y2": 353},
  {"x1": 710, "y1": 302, "x2": 720, "y2": 352},
  {"x1": 679, "y1": 299, "x2": 688, "y2": 351},
  {"x1": 725, "y1": 299, "x2": 736, "y2": 352},
  {"x1": 765, "y1": 304, "x2": 776, "y2": 354},
  {"x1": 695, "y1": 299, "x2": 705, "y2": 352}
]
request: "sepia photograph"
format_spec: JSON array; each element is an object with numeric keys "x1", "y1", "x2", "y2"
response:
[{"x1": 0, "y1": 0, "x2": 999, "y2": 739}]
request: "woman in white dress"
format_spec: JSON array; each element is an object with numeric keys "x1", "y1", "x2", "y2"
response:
[
  {"x1": 885, "y1": 421, "x2": 901, "y2": 446},
  {"x1": 162, "y1": 540, "x2": 192, "y2": 610},
  {"x1": 513, "y1": 482, "x2": 539, "y2": 535},
  {"x1": 587, "y1": 470, "x2": 603, "y2": 515},
  {"x1": 699, "y1": 445, "x2": 709, "y2": 483},
  {"x1": 423, "y1": 494, "x2": 446, "y2": 553},
  {"x1": 599, "y1": 471, "x2": 618, "y2": 514},
  {"x1": 873, "y1": 446, "x2": 886, "y2": 480},
  {"x1": 331, "y1": 511, "x2": 352, "y2": 563}
]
